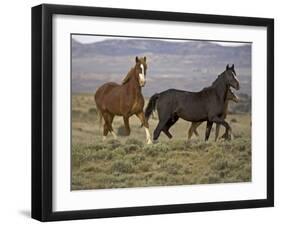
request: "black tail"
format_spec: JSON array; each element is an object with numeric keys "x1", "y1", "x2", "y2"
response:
[{"x1": 145, "y1": 93, "x2": 159, "y2": 120}]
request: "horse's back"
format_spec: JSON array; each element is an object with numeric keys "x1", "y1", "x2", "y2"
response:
[
  {"x1": 156, "y1": 89, "x2": 185, "y2": 115},
  {"x1": 156, "y1": 88, "x2": 210, "y2": 121}
]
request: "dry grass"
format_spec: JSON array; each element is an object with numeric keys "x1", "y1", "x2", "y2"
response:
[{"x1": 71, "y1": 93, "x2": 251, "y2": 190}]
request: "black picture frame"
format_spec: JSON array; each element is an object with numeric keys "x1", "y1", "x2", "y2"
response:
[{"x1": 32, "y1": 3, "x2": 274, "y2": 222}]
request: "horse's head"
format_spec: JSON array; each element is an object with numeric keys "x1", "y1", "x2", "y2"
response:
[
  {"x1": 224, "y1": 64, "x2": 240, "y2": 90},
  {"x1": 135, "y1": 56, "x2": 147, "y2": 87},
  {"x1": 226, "y1": 88, "x2": 239, "y2": 103}
]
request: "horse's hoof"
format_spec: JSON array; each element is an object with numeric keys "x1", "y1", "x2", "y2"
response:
[
  {"x1": 147, "y1": 139, "x2": 153, "y2": 145},
  {"x1": 221, "y1": 133, "x2": 231, "y2": 141},
  {"x1": 152, "y1": 139, "x2": 158, "y2": 144}
]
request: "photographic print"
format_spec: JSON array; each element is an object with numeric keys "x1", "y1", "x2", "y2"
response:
[
  {"x1": 71, "y1": 34, "x2": 252, "y2": 190},
  {"x1": 32, "y1": 4, "x2": 273, "y2": 221}
]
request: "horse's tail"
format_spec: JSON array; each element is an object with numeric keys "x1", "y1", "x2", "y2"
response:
[
  {"x1": 96, "y1": 107, "x2": 103, "y2": 129},
  {"x1": 145, "y1": 93, "x2": 159, "y2": 120},
  {"x1": 94, "y1": 93, "x2": 103, "y2": 129}
]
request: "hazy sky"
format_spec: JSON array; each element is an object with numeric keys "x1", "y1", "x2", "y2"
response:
[{"x1": 72, "y1": 35, "x2": 250, "y2": 47}]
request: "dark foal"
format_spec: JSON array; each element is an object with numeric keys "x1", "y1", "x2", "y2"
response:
[
  {"x1": 95, "y1": 56, "x2": 152, "y2": 144},
  {"x1": 145, "y1": 64, "x2": 239, "y2": 141},
  {"x1": 188, "y1": 88, "x2": 239, "y2": 141}
]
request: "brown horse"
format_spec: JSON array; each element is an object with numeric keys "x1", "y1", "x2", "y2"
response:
[
  {"x1": 94, "y1": 56, "x2": 152, "y2": 144},
  {"x1": 188, "y1": 88, "x2": 239, "y2": 140}
]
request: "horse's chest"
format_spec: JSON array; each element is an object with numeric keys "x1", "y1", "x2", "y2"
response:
[
  {"x1": 130, "y1": 98, "x2": 144, "y2": 113},
  {"x1": 208, "y1": 99, "x2": 224, "y2": 116}
]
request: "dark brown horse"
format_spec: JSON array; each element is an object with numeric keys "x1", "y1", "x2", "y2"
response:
[
  {"x1": 145, "y1": 64, "x2": 240, "y2": 141},
  {"x1": 95, "y1": 56, "x2": 152, "y2": 144},
  {"x1": 188, "y1": 88, "x2": 239, "y2": 140}
]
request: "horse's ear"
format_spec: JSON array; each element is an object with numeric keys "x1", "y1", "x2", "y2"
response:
[
  {"x1": 231, "y1": 64, "x2": 234, "y2": 69},
  {"x1": 144, "y1": 56, "x2": 146, "y2": 62},
  {"x1": 135, "y1": 56, "x2": 139, "y2": 63},
  {"x1": 226, "y1": 64, "x2": 229, "y2": 70}
]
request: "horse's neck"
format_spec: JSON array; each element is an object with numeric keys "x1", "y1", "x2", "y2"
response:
[
  {"x1": 212, "y1": 78, "x2": 228, "y2": 103},
  {"x1": 223, "y1": 100, "x2": 229, "y2": 118},
  {"x1": 124, "y1": 68, "x2": 142, "y2": 96}
]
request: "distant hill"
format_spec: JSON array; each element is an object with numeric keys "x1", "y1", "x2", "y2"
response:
[{"x1": 71, "y1": 38, "x2": 251, "y2": 96}]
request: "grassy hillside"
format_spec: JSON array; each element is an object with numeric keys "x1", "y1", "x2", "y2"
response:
[{"x1": 71, "y1": 93, "x2": 251, "y2": 190}]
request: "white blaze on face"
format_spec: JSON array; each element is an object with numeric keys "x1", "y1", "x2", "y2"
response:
[
  {"x1": 139, "y1": 64, "x2": 145, "y2": 86},
  {"x1": 231, "y1": 71, "x2": 239, "y2": 89},
  {"x1": 231, "y1": 71, "x2": 238, "y2": 80}
]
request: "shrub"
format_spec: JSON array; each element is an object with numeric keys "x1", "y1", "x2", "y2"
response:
[
  {"x1": 144, "y1": 143, "x2": 169, "y2": 157},
  {"x1": 88, "y1": 107, "x2": 97, "y2": 114},
  {"x1": 162, "y1": 160, "x2": 183, "y2": 175},
  {"x1": 72, "y1": 110, "x2": 82, "y2": 119},
  {"x1": 208, "y1": 175, "x2": 220, "y2": 183},
  {"x1": 138, "y1": 162, "x2": 152, "y2": 172},
  {"x1": 125, "y1": 138, "x2": 144, "y2": 147},
  {"x1": 124, "y1": 144, "x2": 140, "y2": 153},
  {"x1": 111, "y1": 160, "x2": 134, "y2": 174},
  {"x1": 212, "y1": 158, "x2": 229, "y2": 170},
  {"x1": 192, "y1": 141, "x2": 209, "y2": 151},
  {"x1": 82, "y1": 165, "x2": 103, "y2": 173},
  {"x1": 128, "y1": 154, "x2": 145, "y2": 165},
  {"x1": 86, "y1": 143, "x2": 106, "y2": 151},
  {"x1": 170, "y1": 140, "x2": 190, "y2": 151},
  {"x1": 92, "y1": 148, "x2": 113, "y2": 160},
  {"x1": 106, "y1": 139, "x2": 121, "y2": 150}
]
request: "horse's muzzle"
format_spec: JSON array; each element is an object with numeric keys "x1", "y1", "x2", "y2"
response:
[
  {"x1": 233, "y1": 96, "x2": 239, "y2": 103},
  {"x1": 139, "y1": 80, "x2": 146, "y2": 87},
  {"x1": 140, "y1": 83, "x2": 146, "y2": 87}
]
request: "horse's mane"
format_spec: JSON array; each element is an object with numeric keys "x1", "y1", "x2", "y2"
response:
[
  {"x1": 199, "y1": 71, "x2": 227, "y2": 99},
  {"x1": 211, "y1": 72, "x2": 224, "y2": 86},
  {"x1": 198, "y1": 73, "x2": 222, "y2": 92},
  {"x1": 122, "y1": 68, "x2": 135, "y2": 84}
]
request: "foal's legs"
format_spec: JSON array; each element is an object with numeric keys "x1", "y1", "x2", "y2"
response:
[
  {"x1": 215, "y1": 124, "x2": 221, "y2": 141},
  {"x1": 188, "y1": 122, "x2": 202, "y2": 139},
  {"x1": 205, "y1": 121, "x2": 213, "y2": 141},
  {"x1": 211, "y1": 117, "x2": 231, "y2": 140},
  {"x1": 136, "y1": 111, "x2": 152, "y2": 144}
]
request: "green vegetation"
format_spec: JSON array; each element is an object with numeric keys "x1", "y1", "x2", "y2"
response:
[{"x1": 71, "y1": 93, "x2": 251, "y2": 190}]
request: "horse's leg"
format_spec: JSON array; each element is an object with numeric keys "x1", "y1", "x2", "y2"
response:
[
  {"x1": 123, "y1": 116, "x2": 130, "y2": 136},
  {"x1": 162, "y1": 124, "x2": 173, "y2": 139},
  {"x1": 162, "y1": 118, "x2": 174, "y2": 139},
  {"x1": 215, "y1": 124, "x2": 220, "y2": 141},
  {"x1": 136, "y1": 111, "x2": 152, "y2": 144},
  {"x1": 162, "y1": 115, "x2": 179, "y2": 139},
  {"x1": 101, "y1": 112, "x2": 110, "y2": 141},
  {"x1": 188, "y1": 122, "x2": 201, "y2": 139},
  {"x1": 153, "y1": 117, "x2": 171, "y2": 141},
  {"x1": 108, "y1": 114, "x2": 117, "y2": 139},
  {"x1": 188, "y1": 123, "x2": 194, "y2": 139},
  {"x1": 211, "y1": 117, "x2": 231, "y2": 140},
  {"x1": 103, "y1": 112, "x2": 117, "y2": 139},
  {"x1": 205, "y1": 121, "x2": 213, "y2": 141}
]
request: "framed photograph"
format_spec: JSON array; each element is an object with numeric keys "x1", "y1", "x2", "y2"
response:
[{"x1": 32, "y1": 4, "x2": 274, "y2": 221}]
